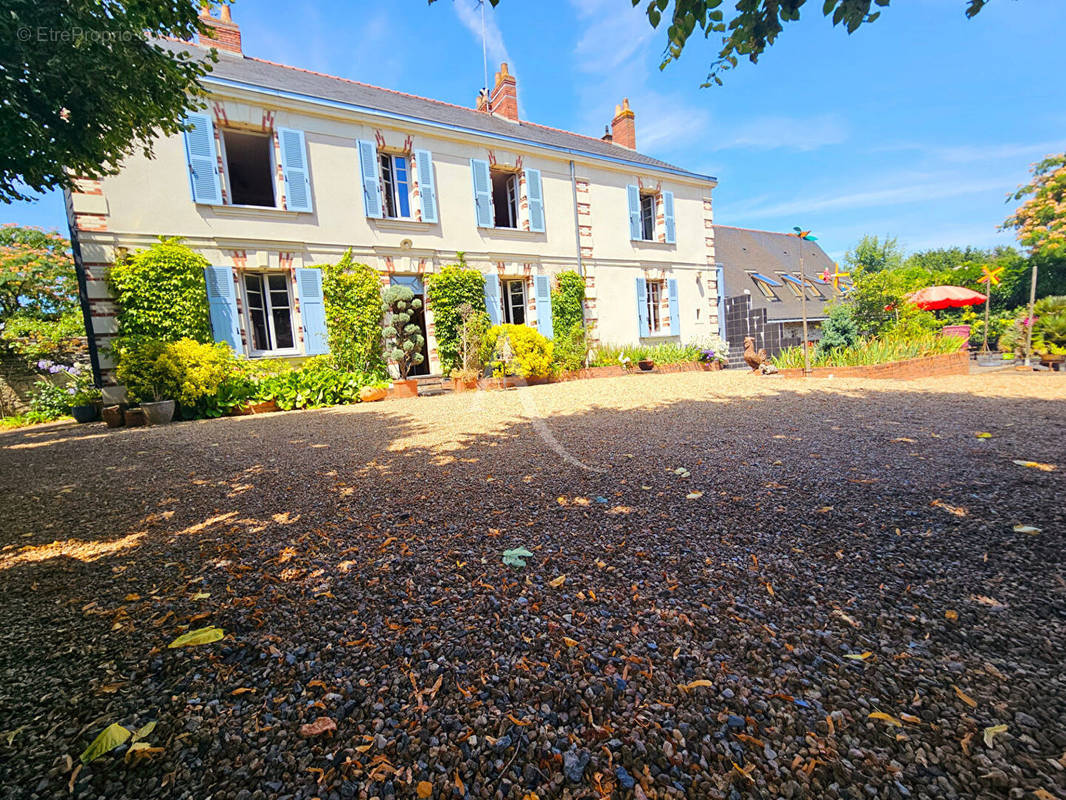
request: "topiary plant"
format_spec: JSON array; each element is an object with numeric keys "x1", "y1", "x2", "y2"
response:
[{"x1": 382, "y1": 285, "x2": 425, "y2": 380}]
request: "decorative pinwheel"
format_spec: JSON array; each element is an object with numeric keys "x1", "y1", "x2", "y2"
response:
[
  {"x1": 821, "y1": 263, "x2": 850, "y2": 292},
  {"x1": 977, "y1": 265, "x2": 1004, "y2": 286},
  {"x1": 791, "y1": 226, "x2": 818, "y2": 241}
]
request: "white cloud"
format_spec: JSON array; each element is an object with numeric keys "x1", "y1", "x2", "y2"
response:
[
  {"x1": 453, "y1": 0, "x2": 513, "y2": 91},
  {"x1": 870, "y1": 139, "x2": 1065, "y2": 165},
  {"x1": 715, "y1": 114, "x2": 849, "y2": 151}
]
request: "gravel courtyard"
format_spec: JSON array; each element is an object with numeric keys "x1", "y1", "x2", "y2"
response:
[{"x1": 1, "y1": 371, "x2": 1064, "y2": 800}]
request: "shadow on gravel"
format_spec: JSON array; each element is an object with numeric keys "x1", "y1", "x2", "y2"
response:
[{"x1": 0, "y1": 382, "x2": 1064, "y2": 800}]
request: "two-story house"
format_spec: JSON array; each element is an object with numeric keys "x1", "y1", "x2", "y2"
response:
[{"x1": 66, "y1": 8, "x2": 721, "y2": 381}]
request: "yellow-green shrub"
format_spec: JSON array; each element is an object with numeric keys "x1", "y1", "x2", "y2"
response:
[{"x1": 482, "y1": 324, "x2": 554, "y2": 378}]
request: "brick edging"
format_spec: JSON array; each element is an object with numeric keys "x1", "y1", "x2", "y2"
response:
[{"x1": 778, "y1": 350, "x2": 969, "y2": 380}]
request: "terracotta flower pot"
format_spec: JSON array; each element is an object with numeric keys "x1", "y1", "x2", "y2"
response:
[
  {"x1": 359, "y1": 386, "x2": 387, "y2": 403},
  {"x1": 102, "y1": 405, "x2": 125, "y2": 428},
  {"x1": 637, "y1": 359, "x2": 655, "y2": 372},
  {"x1": 451, "y1": 378, "x2": 479, "y2": 393},
  {"x1": 698, "y1": 361, "x2": 723, "y2": 371},
  {"x1": 124, "y1": 407, "x2": 148, "y2": 427},
  {"x1": 390, "y1": 379, "x2": 419, "y2": 399}
]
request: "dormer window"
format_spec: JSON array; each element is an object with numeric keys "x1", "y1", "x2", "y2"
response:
[{"x1": 749, "y1": 272, "x2": 782, "y2": 301}]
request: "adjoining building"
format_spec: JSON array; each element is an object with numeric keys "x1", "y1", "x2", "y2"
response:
[
  {"x1": 714, "y1": 225, "x2": 846, "y2": 362},
  {"x1": 66, "y1": 8, "x2": 723, "y2": 382}
]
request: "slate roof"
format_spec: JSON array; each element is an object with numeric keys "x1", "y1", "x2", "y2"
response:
[
  {"x1": 714, "y1": 225, "x2": 839, "y2": 322},
  {"x1": 164, "y1": 41, "x2": 710, "y2": 181}
]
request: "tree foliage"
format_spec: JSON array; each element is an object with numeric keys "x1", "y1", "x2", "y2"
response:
[
  {"x1": 425, "y1": 264, "x2": 486, "y2": 374},
  {"x1": 1, "y1": 0, "x2": 218, "y2": 202},
  {"x1": 0, "y1": 225, "x2": 78, "y2": 318},
  {"x1": 322, "y1": 250, "x2": 385, "y2": 376},
  {"x1": 1004, "y1": 155, "x2": 1066, "y2": 262},
  {"x1": 110, "y1": 238, "x2": 212, "y2": 343},
  {"x1": 844, "y1": 235, "x2": 903, "y2": 274},
  {"x1": 470, "y1": 1, "x2": 991, "y2": 85}
]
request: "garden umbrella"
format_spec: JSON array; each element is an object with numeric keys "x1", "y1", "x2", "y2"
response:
[{"x1": 906, "y1": 285, "x2": 987, "y2": 310}]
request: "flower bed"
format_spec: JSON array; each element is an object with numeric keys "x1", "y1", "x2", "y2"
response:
[{"x1": 777, "y1": 350, "x2": 969, "y2": 380}]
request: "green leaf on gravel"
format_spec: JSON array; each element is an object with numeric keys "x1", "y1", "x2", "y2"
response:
[
  {"x1": 1012, "y1": 524, "x2": 1041, "y2": 535},
  {"x1": 130, "y1": 721, "x2": 156, "y2": 744},
  {"x1": 502, "y1": 548, "x2": 534, "y2": 568},
  {"x1": 79, "y1": 722, "x2": 131, "y2": 764},
  {"x1": 983, "y1": 724, "x2": 1007, "y2": 747},
  {"x1": 168, "y1": 626, "x2": 225, "y2": 648}
]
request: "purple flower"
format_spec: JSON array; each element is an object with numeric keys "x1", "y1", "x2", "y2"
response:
[{"x1": 37, "y1": 359, "x2": 52, "y2": 370}]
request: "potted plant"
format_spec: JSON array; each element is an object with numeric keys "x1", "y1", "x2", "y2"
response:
[
  {"x1": 697, "y1": 336, "x2": 730, "y2": 371},
  {"x1": 450, "y1": 304, "x2": 488, "y2": 391},
  {"x1": 450, "y1": 367, "x2": 480, "y2": 392},
  {"x1": 382, "y1": 285, "x2": 425, "y2": 398},
  {"x1": 69, "y1": 371, "x2": 102, "y2": 423},
  {"x1": 637, "y1": 358, "x2": 655, "y2": 371},
  {"x1": 1031, "y1": 296, "x2": 1066, "y2": 370},
  {"x1": 114, "y1": 338, "x2": 176, "y2": 424}
]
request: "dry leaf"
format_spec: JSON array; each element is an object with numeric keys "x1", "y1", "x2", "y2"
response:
[
  {"x1": 125, "y1": 742, "x2": 164, "y2": 764},
  {"x1": 1013, "y1": 524, "x2": 1042, "y2": 535},
  {"x1": 685, "y1": 491, "x2": 703, "y2": 500},
  {"x1": 972, "y1": 595, "x2": 1005, "y2": 608},
  {"x1": 952, "y1": 684, "x2": 978, "y2": 708},
  {"x1": 416, "y1": 780, "x2": 433, "y2": 799},
  {"x1": 1032, "y1": 790, "x2": 1058, "y2": 800},
  {"x1": 548, "y1": 575, "x2": 566, "y2": 588},
  {"x1": 833, "y1": 609, "x2": 860, "y2": 628},
  {"x1": 983, "y1": 724, "x2": 1007, "y2": 747},
  {"x1": 931, "y1": 499, "x2": 968, "y2": 517},
  {"x1": 945, "y1": 610, "x2": 959, "y2": 621},
  {"x1": 899, "y1": 713, "x2": 922, "y2": 725},
  {"x1": 975, "y1": 432, "x2": 992, "y2": 438},
  {"x1": 765, "y1": 582, "x2": 775, "y2": 598},
  {"x1": 231, "y1": 687, "x2": 256, "y2": 696},
  {"x1": 678, "y1": 679, "x2": 714, "y2": 691},
  {"x1": 868, "y1": 711, "x2": 902, "y2": 727},
  {"x1": 960, "y1": 731, "x2": 973, "y2": 754},
  {"x1": 298, "y1": 716, "x2": 337, "y2": 737},
  {"x1": 843, "y1": 651, "x2": 873, "y2": 661},
  {"x1": 562, "y1": 636, "x2": 579, "y2": 648},
  {"x1": 1012, "y1": 460, "x2": 1056, "y2": 471}
]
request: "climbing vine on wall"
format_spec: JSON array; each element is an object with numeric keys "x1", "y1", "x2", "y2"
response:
[
  {"x1": 425, "y1": 264, "x2": 486, "y2": 373},
  {"x1": 551, "y1": 270, "x2": 585, "y2": 339},
  {"x1": 322, "y1": 249, "x2": 385, "y2": 376}
]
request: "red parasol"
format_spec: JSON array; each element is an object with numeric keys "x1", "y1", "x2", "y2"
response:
[{"x1": 905, "y1": 285, "x2": 987, "y2": 310}]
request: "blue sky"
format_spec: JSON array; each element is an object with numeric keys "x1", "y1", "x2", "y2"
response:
[{"x1": 8, "y1": 0, "x2": 1065, "y2": 260}]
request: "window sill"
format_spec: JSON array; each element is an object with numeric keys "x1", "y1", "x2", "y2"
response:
[
  {"x1": 477, "y1": 227, "x2": 546, "y2": 239},
  {"x1": 631, "y1": 239, "x2": 676, "y2": 248},
  {"x1": 371, "y1": 218, "x2": 438, "y2": 232},
  {"x1": 248, "y1": 350, "x2": 303, "y2": 359},
  {"x1": 205, "y1": 204, "x2": 309, "y2": 217}
]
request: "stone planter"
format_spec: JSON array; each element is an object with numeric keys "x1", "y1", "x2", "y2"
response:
[
  {"x1": 451, "y1": 378, "x2": 479, "y2": 393},
  {"x1": 1039, "y1": 353, "x2": 1065, "y2": 371},
  {"x1": 124, "y1": 407, "x2": 148, "y2": 427},
  {"x1": 140, "y1": 400, "x2": 175, "y2": 425},
  {"x1": 102, "y1": 405, "x2": 125, "y2": 428},
  {"x1": 697, "y1": 361, "x2": 723, "y2": 371},
  {"x1": 390, "y1": 379, "x2": 418, "y2": 399},
  {"x1": 359, "y1": 386, "x2": 387, "y2": 403},
  {"x1": 71, "y1": 404, "x2": 99, "y2": 424}
]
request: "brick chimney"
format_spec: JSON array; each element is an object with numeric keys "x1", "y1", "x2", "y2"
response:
[
  {"x1": 199, "y1": 5, "x2": 242, "y2": 54},
  {"x1": 611, "y1": 98, "x2": 636, "y2": 150},
  {"x1": 488, "y1": 63, "x2": 518, "y2": 122}
]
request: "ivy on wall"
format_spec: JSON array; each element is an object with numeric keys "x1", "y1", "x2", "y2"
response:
[
  {"x1": 110, "y1": 237, "x2": 212, "y2": 343},
  {"x1": 551, "y1": 270, "x2": 585, "y2": 339},
  {"x1": 322, "y1": 250, "x2": 385, "y2": 376},
  {"x1": 425, "y1": 264, "x2": 486, "y2": 374}
]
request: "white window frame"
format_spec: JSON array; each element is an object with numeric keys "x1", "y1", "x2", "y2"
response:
[
  {"x1": 379, "y1": 152, "x2": 413, "y2": 219},
  {"x1": 219, "y1": 128, "x2": 279, "y2": 209},
  {"x1": 241, "y1": 272, "x2": 299, "y2": 357},
  {"x1": 639, "y1": 193, "x2": 657, "y2": 241},
  {"x1": 503, "y1": 278, "x2": 528, "y2": 325},
  {"x1": 646, "y1": 279, "x2": 663, "y2": 335}
]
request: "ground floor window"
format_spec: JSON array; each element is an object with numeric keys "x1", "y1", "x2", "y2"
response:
[
  {"x1": 503, "y1": 278, "x2": 527, "y2": 325},
  {"x1": 243, "y1": 273, "x2": 296, "y2": 354},
  {"x1": 646, "y1": 279, "x2": 663, "y2": 334}
]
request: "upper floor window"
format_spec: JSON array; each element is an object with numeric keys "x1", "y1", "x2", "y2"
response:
[
  {"x1": 749, "y1": 272, "x2": 782, "y2": 301},
  {"x1": 627, "y1": 184, "x2": 675, "y2": 244},
  {"x1": 379, "y1": 153, "x2": 412, "y2": 219},
  {"x1": 491, "y1": 169, "x2": 519, "y2": 229},
  {"x1": 470, "y1": 159, "x2": 545, "y2": 232},
  {"x1": 223, "y1": 130, "x2": 275, "y2": 207}
]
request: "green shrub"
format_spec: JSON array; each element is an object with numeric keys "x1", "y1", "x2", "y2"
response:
[
  {"x1": 590, "y1": 341, "x2": 703, "y2": 367},
  {"x1": 815, "y1": 304, "x2": 859, "y2": 358},
  {"x1": 322, "y1": 250, "x2": 385, "y2": 375},
  {"x1": 552, "y1": 324, "x2": 588, "y2": 371},
  {"x1": 772, "y1": 332, "x2": 965, "y2": 368},
  {"x1": 482, "y1": 324, "x2": 554, "y2": 378},
  {"x1": 426, "y1": 264, "x2": 486, "y2": 373},
  {"x1": 110, "y1": 238, "x2": 212, "y2": 343},
  {"x1": 382, "y1": 285, "x2": 425, "y2": 379},
  {"x1": 0, "y1": 310, "x2": 85, "y2": 365},
  {"x1": 551, "y1": 270, "x2": 585, "y2": 340},
  {"x1": 115, "y1": 337, "x2": 236, "y2": 410},
  {"x1": 252, "y1": 360, "x2": 386, "y2": 410},
  {"x1": 451, "y1": 305, "x2": 490, "y2": 379},
  {"x1": 29, "y1": 380, "x2": 74, "y2": 420}
]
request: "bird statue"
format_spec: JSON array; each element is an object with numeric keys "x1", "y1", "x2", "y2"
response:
[
  {"x1": 743, "y1": 336, "x2": 768, "y2": 372},
  {"x1": 618, "y1": 352, "x2": 632, "y2": 370}
]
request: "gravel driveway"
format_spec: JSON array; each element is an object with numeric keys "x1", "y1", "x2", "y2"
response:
[{"x1": 1, "y1": 371, "x2": 1064, "y2": 800}]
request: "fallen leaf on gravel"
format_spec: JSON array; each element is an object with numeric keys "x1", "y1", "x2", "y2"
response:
[
  {"x1": 125, "y1": 742, "x2": 164, "y2": 764},
  {"x1": 548, "y1": 575, "x2": 566, "y2": 587},
  {"x1": 1012, "y1": 460, "x2": 1056, "y2": 471},
  {"x1": 972, "y1": 595, "x2": 1005, "y2": 608},
  {"x1": 678, "y1": 679, "x2": 713, "y2": 691},
  {"x1": 731, "y1": 761, "x2": 755, "y2": 782},
  {"x1": 79, "y1": 722, "x2": 131, "y2": 764},
  {"x1": 1032, "y1": 790, "x2": 1058, "y2": 800},
  {"x1": 952, "y1": 685, "x2": 978, "y2": 708},
  {"x1": 891, "y1": 437, "x2": 916, "y2": 443},
  {"x1": 975, "y1": 432, "x2": 992, "y2": 438},
  {"x1": 685, "y1": 491, "x2": 703, "y2": 500},
  {"x1": 983, "y1": 724, "x2": 1007, "y2": 747},
  {"x1": 168, "y1": 626, "x2": 225, "y2": 648},
  {"x1": 190, "y1": 592, "x2": 210, "y2": 600},
  {"x1": 945, "y1": 610, "x2": 959, "y2": 621},
  {"x1": 1013, "y1": 524, "x2": 1042, "y2": 535},
  {"x1": 931, "y1": 499, "x2": 968, "y2": 517},
  {"x1": 766, "y1": 582, "x2": 775, "y2": 598},
  {"x1": 844, "y1": 651, "x2": 873, "y2": 661},
  {"x1": 502, "y1": 548, "x2": 534, "y2": 568},
  {"x1": 899, "y1": 713, "x2": 922, "y2": 724},
  {"x1": 130, "y1": 721, "x2": 156, "y2": 744},
  {"x1": 816, "y1": 506, "x2": 834, "y2": 513},
  {"x1": 562, "y1": 636, "x2": 579, "y2": 648},
  {"x1": 868, "y1": 711, "x2": 902, "y2": 727},
  {"x1": 298, "y1": 717, "x2": 336, "y2": 737},
  {"x1": 231, "y1": 687, "x2": 256, "y2": 696},
  {"x1": 417, "y1": 780, "x2": 433, "y2": 798},
  {"x1": 833, "y1": 610, "x2": 860, "y2": 628}
]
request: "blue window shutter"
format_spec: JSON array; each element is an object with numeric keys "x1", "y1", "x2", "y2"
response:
[
  {"x1": 182, "y1": 113, "x2": 223, "y2": 205},
  {"x1": 534, "y1": 275, "x2": 553, "y2": 338},
  {"x1": 627, "y1": 185, "x2": 641, "y2": 241},
  {"x1": 471, "y1": 159, "x2": 493, "y2": 227},
  {"x1": 668, "y1": 278, "x2": 680, "y2": 336},
  {"x1": 296, "y1": 268, "x2": 330, "y2": 355},
  {"x1": 203, "y1": 266, "x2": 241, "y2": 350},
  {"x1": 483, "y1": 273, "x2": 501, "y2": 325},
  {"x1": 414, "y1": 149, "x2": 438, "y2": 223},
  {"x1": 526, "y1": 168, "x2": 545, "y2": 232},
  {"x1": 662, "y1": 191, "x2": 676, "y2": 244},
  {"x1": 278, "y1": 128, "x2": 312, "y2": 212},
  {"x1": 357, "y1": 139, "x2": 383, "y2": 219},
  {"x1": 635, "y1": 277, "x2": 649, "y2": 338}
]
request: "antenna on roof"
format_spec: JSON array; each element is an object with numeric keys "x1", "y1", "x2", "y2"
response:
[{"x1": 479, "y1": 0, "x2": 489, "y2": 99}]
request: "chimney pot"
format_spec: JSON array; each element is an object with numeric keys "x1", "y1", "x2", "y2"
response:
[
  {"x1": 486, "y1": 61, "x2": 518, "y2": 122},
  {"x1": 610, "y1": 97, "x2": 636, "y2": 149},
  {"x1": 198, "y1": 4, "x2": 242, "y2": 54}
]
